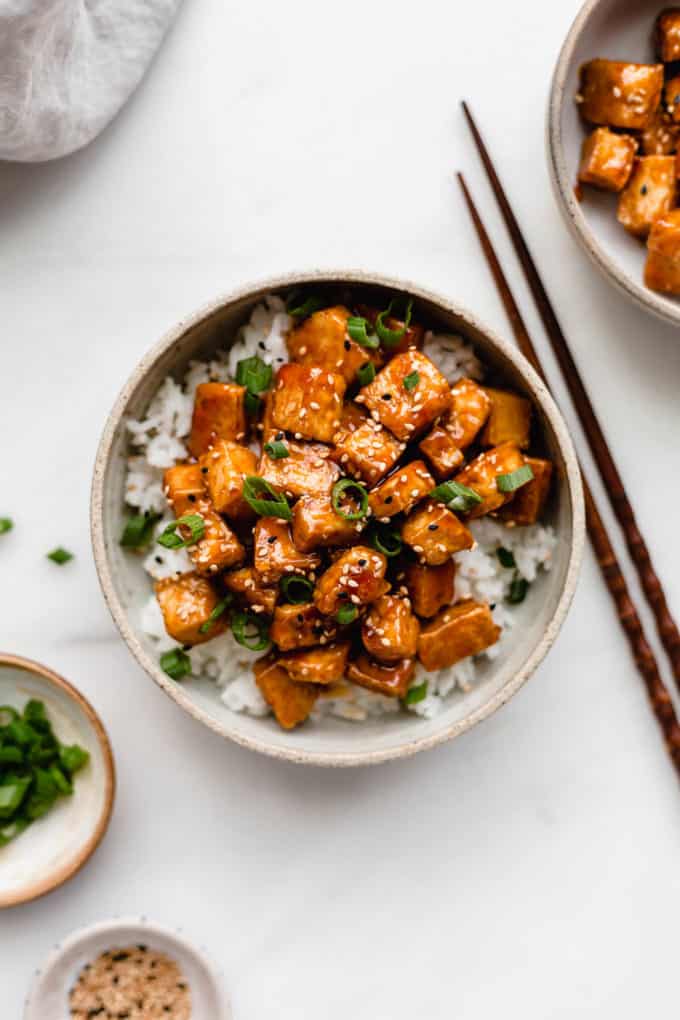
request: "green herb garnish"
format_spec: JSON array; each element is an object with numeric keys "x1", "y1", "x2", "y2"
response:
[
  {"x1": 497, "y1": 547, "x2": 516, "y2": 569},
  {"x1": 157, "y1": 513, "x2": 206, "y2": 550},
  {"x1": 236, "y1": 354, "x2": 273, "y2": 395},
  {"x1": 497, "y1": 464, "x2": 534, "y2": 493},
  {"x1": 369, "y1": 524, "x2": 402, "y2": 558},
  {"x1": 120, "y1": 512, "x2": 162, "y2": 549},
  {"x1": 357, "y1": 362, "x2": 376, "y2": 386},
  {"x1": 375, "y1": 297, "x2": 413, "y2": 348},
  {"x1": 199, "y1": 596, "x2": 233, "y2": 635},
  {"x1": 0, "y1": 519, "x2": 13, "y2": 536},
  {"x1": 430, "y1": 480, "x2": 482, "y2": 513},
  {"x1": 336, "y1": 604, "x2": 358, "y2": 625},
  {"x1": 331, "y1": 479, "x2": 369, "y2": 521},
  {"x1": 243, "y1": 476, "x2": 292, "y2": 521},
  {"x1": 280, "y1": 575, "x2": 314, "y2": 604},
  {"x1": 160, "y1": 647, "x2": 192, "y2": 680},
  {"x1": 264, "y1": 440, "x2": 290, "y2": 460},
  {"x1": 403, "y1": 681, "x2": 428, "y2": 705},
  {"x1": 244, "y1": 391, "x2": 261, "y2": 416},
  {"x1": 347, "y1": 316, "x2": 379, "y2": 349},
  {"x1": 507, "y1": 576, "x2": 529, "y2": 604},
  {"x1": 403, "y1": 371, "x2": 420, "y2": 392},
  {"x1": 47, "y1": 547, "x2": 74, "y2": 565},
  {"x1": 286, "y1": 292, "x2": 326, "y2": 319},
  {"x1": 232, "y1": 611, "x2": 270, "y2": 651}
]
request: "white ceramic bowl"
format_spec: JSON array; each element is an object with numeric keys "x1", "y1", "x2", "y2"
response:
[
  {"x1": 91, "y1": 271, "x2": 584, "y2": 767},
  {"x1": 548, "y1": 0, "x2": 680, "y2": 326}
]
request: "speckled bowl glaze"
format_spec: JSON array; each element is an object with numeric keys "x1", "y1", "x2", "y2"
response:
[
  {"x1": 90, "y1": 271, "x2": 585, "y2": 767},
  {"x1": 548, "y1": 0, "x2": 680, "y2": 326}
]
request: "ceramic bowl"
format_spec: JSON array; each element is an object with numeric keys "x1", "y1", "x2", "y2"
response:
[
  {"x1": 91, "y1": 271, "x2": 585, "y2": 767},
  {"x1": 0, "y1": 654, "x2": 115, "y2": 908},
  {"x1": 548, "y1": 0, "x2": 680, "y2": 326}
]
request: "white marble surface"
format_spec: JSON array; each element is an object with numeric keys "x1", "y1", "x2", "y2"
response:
[{"x1": 2, "y1": 1, "x2": 680, "y2": 1016}]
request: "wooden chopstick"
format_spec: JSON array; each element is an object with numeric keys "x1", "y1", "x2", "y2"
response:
[
  {"x1": 460, "y1": 100, "x2": 680, "y2": 691},
  {"x1": 456, "y1": 170, "x2": 680, "y2": 779}
]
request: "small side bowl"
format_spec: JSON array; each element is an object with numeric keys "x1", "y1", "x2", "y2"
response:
[
  {"x1": 91, "y1": 271, "x2": 585, "y2": 767},
  {"x1": 548, "y1": 0, "x2": 680, "y2": 327},
  {"x1": 0, "y1": 654, "x2": 115, "y2": 908}
]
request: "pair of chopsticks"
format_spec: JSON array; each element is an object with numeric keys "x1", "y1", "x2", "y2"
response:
[{"x1": 458, "y1": 102, "x2": 680, "y2": 780}]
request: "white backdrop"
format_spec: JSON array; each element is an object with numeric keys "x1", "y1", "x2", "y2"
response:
[{"x1": 2, "y1": 1, "x2": 680, "y2": 1016}]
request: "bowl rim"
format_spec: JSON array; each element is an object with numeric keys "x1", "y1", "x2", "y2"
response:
[
  {"x1": 547, "y1": 0, "x2": 680, "y2": 328},
  {"x1": 90, "y1": 269, "x2": 585, "y2": 767},
  {"x1": 0, "y1": 652, "x2": 116, "y2": 908}
]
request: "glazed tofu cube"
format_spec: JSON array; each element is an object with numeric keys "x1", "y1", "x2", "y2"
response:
[
  {"x1": 253, "y1": 518, "x2": 320, "y2": 584},
  {"x1": 199, "y1": 439, "x2": 257, "y2": 520},
  {"x1": 292, "y1": 494, "x2": 366, "y2": 553},
  {"x1": 314, "y1": 546, "x2": 389, "y2": 615},
  {"x1": 332, "y1": 420, "x2": 404, "y2": 486},
  {"x1": 259, "y1": 438, "x2": 340, "y2": 498},
  {"x1": 578, "y1": 127, "x2": 637, "y2": 191},
  {"x1": 261, "y1": 391, "x2": 276, "y2": 441},
  {"x1": 617, "y1": 155, "x2": 676, "y2": 238},
  {"x1": 286, "y1": 305, "x2": 371, "y2": 383},
  {"x1": 163, "y1": 463, "x2": 205, "y2": 512},
  {"x1": 665, "y1": 76, "x2": 680, "y2": 123},
  {"x1": 337, "y1": 401, "x2": 369, "y2": 432},
  {"x1": 418, "y1": 600, "x2": 501, "y2": 671},
  {"x1": 280, "y1": 642, "x2": 350, "y2": 685},
  {"x1": 254, "y1": 656, "x2": 318, "y2": 729},
  {"x1": 454, "y1": 442, "x2": 526, "y2": 519},
  {"x1": 347, "y1": 654, "x2": 415, "y2": 698},
  {"x1": 223, "y1": 566, "x2": 278, "y2": 615},
  {"x1": 640, "y1": 109, "x2": 678, "y2": 155},
  {"x1": 404, "y1": 560, "x2": 456, "y2": 618},
  {"x1": 270, "y1": 603, "x2": 337, "y2": 652},
  {"x1": 418, "y1": 424, "x2": 465, "y2": 479},
  {"x1": 401, "y1": 500, "x2": 474, "y2": 564},
  {"x1": 269, "y1": 363, "x2": 346, "y2": 443},
  {"x1": 357, "y1": 303, "x2": 425, "y2": 357},
  {"x1": 656, "y1": 8, "x2": 680, "y2": 62},
  {"x1": 155, "y1": 572, "x2": 228, "y2": 646},
  {"x1": 645, "y1": 208, "x2": 680, "y2": 293},
  {"x1": 447, "y1": 378, "x2": 492, "y2": 449},
  {"x1": 356, "y1": 350, "x2": 451, "y2": 441},
  {"x1": 188, "y1": 382, "x2": 247, "y2": 457},
  {"x1": 368, "y1": 460, "x2": 434, "y2": 519},
  {"x1": 163, "y1": 464, "x2": 245, "y2": 576},
  {"x1": 480, "y1": 388, "x2": 532, "y2": 449},
  {"x1": 362, "y1": 595, "x2": 420, "y2": 663},
  {"x1": 579, "y1": 60, "x2": 664, "y2": 130},
  {"x1": 498, "y1": 457, "x2": 553, "y2": 526}
]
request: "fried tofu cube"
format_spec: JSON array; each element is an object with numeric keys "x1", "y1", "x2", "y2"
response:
[
  {"x1": 480, "y1": 388, "x2": 532, "y2": 449},
  {"x1": 286, "y1": 305, "x2": 371, "y2": 383},
  {"x1": 199, "y1": 439, "x2": 257, "y2": 520},
  {"x1": 259, "y1": 438, "x2": 340, "y2": 498},
  {"x1": 419, "y1": 378, "x2": 490, "y2": 478},
  {"x1": 617, "y1": 155, "x2": 676, "y2": 238},
  {"x1": 163, "y1": 464, "x2": 245, "y2": 576},
  {"x1": 188, "y1": 382, "x2": 247, "y2": 457},
  {"x1": 347, "y1": 654, "x2": 415, "y2": 698},
  {"x1": 270, "y1": 603, "x2": 337, "y2": 652},
  {"x1": 269, "y1": 363, "x2": 345, "y2": 443},
  {"x1": 368, "y1": 460, "x2": 434, "y2": 519},
  {"x1": 223, "y1": 566, "x2": 278, "y2": 615},
  {"x1": 401, "y1": 500, "x2": 474, "y2": 564},
  {"x1": 579, "y1": 60, "x2": 664, "y2": 130},
  {"x1": 254, "y1": 656, "x2": 318, "y2": 729},
  {"x1": 314, "y1": 546, "x2": 389, "y2": 615},
  {"x1": 640, "y1": 109, "x2": 678, "y2": 156},
  {"x1": 155, "y1": 572, "x2": 228, "y2": 646},
  {"x1": 356, "y1": 351, "x2": 451, "y2": 441},
  {"x1": 498, "y1": 456, "x2": 553, "y2": 526},
  {"x1": 337, "y1": 401, "x2": 369, "y2": 432},
  {"x1": 644, "y1": 208, "x2": 680, "y2": 293},
  {"x1": 656, "y1": 8, "x2": 680, "y2": 62},
  {"x1": 253, "y1": 518, "x2": 320, "y2": 584},
  {"x1": 404, "y1": 560, "x2": 456, "y2": 618},
  {"x1": 332, "y1": 420, "x2": 404, "y2": 486},
  {"x1": 362, "y1": 595, "x2": 420, "y2": 663},
  {"x1": 357, "y1": 303, "x2": 425, "y2": 357},
  {"x1": 280, "y1": 643, "x2": 350, "y2": 685},
  {"x1": 418, "y1": 600, "x2": 501, "y2": 670},
  {"x1": 578, "y1": 127, "x2": 637, "y2": 191},
  {"x1": 665, "y1": 76, "x2": 680, "y2": 123},
  {"x1": 418, "y1": 424, "x2": 465, "y2": 479},
  {"x1": 454, "y1": 442, "x2": 526, "y2": 519},
  {"x1": 163, "y1": 463, "x2": 205, "y2": 511},
  {"x1": 292, "y1": 494, "x2": 365, "y2": 553}
]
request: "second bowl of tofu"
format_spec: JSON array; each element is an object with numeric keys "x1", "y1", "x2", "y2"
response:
[
  {"x1": 91, "y1": 271, "x2": 584, "y2": 766},
  {"x1": 548, "y1": 0, "x2": 680, "y2": 325}
]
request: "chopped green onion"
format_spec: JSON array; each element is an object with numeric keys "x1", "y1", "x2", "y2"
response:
[
  {"x1": 120, "y1": 512, "x2": 161, "y2": 549},
  {"x1": 403, "y1": 371, "x2": 420, "y2": 392},
  {"x1": 199, "y1": 596, "x2": 233, "y2": 635},
  {"x1": 264, "y1": 440, "x2": 289, "y2": 460},
  {"x1": 235, "y1": 354, "x2": 273, "y2": 395},
  {"x1": 357, "y1": 362, "x2": 376, "y2": 386},
  {"x1": 347, "y1": 316, "x2": 379, "y2": 349},
  {"x1": 336, "y1": 604, "x2": 358, "y2": 625},
  {"x1": 331, "y1": 478, "x2": 369, "y2": 521},
  {"x1": 369, "y1": 524, "x2": 402, "y2": 558},
  {"x1": 430, "y1": 480, "x2": 482, "y2": 513},
  {"x1": 59, "y1": 744, "x2": 90, "y2": 775},
  {"x1": 160, "y1": 647, "x2": 192, "y2": 681},
  {"x1": 497, "y1": 547, "x2": 516, "y2": 569},
  {"x1": 497, "y1": 464, "x2": 534, "y2": 493},
  {"x1": 286, "y1": 292, "x2": 326, "y2": 319},
  {"x1": 243, "y1": 476, "x2": 292, "y2": 521},
  {"x1": 157, "y1": 513, "x2": 206, "y2": 550},
  {"x1": 507, "y1": 576, "x2": 529, "y2": 604},
  {"x1": 280, "y1": 575, "x2": 314, "y2": 604},
  {"x1": 47, "y1": 547, "x2": 74, "y2": 565},
  {"x1": 403, "y1": 681, "x2": 428, "y2": 705},
  {"x1": 375, "y1": 297, "x2": 413, "y2": 348},
  {"x1": 0, "y1": 518, "x2": 13, "y2": 535},
  {"x1": 244, "y1": 391, "x2": 261, "y2": 416},
  {"x1": 232, "y1": 611, "x2": 270, "y2": 651}
]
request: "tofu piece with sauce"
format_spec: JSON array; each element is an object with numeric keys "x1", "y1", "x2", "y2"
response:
[
  {"x1": 418, "y1": 600, "x2": 501, "y2": 671},
  {"x1": 347, "y1": 654, "x2": 415, "y2": 698},
  {"x1": 617, "y1": 155, "x2": 676, "y2": 238},
  {"x1": 269, "y1": 363, "x2": 346, "y2": 443},
  {"x1": 497, "y1": 456, "x2": 553, "y2": 527},
  {"x1": 665, "y1": 75, "x2": 680, "y2": 124},
  {"x1": 357, "y1": 303, "x2": 425, "y2": 357},
  {"x1": 419, "y1": 378, "x2": 489, "y2": 478},
  {"x1": 453, "y1": 442, "x2": 525, "y2": 519},
  {"x1": 578, "y1": 60, "x2": 664, "y2": 130},
  {"x1": 280, "y1": 642, "x2": 350, "y2": 685},
  {"x1": 188, "y1": 382, "x2": 247, "y2": 458},
  {"x1": 356, "y1": 351, "x2": 451, "y2": 441},
  {"x1": 578, "y1": 127, "x2": 637, "y2": 191},
  {"x1": 332, "y1": 420, "x2": 404, "y2": 487},
  {"x1": 292, "y1": 494, "x2": 365, "y2": 553},
  {"x1": 163, "y1": 464, "x2": 245, "y2": 576},
  {"x1": 270, "y1": 603, "x2": 337, "y2": 652},
  {"x1": 286, "y1": 305, "x2": 371, "y2": 383},
  {"x1": 253, "y1": 518, "x2": 321, "y2": 584},
  {"x1": 401, "y1": 500, "x2": 474, "y2": 565},
  {"x1": 362, "y1": 595, "x2": 420, "y2": 663},
  {"x1": 223, "y1": 566, "x2": 278, "y2": 615},
  {"x1": 368, "y1": 460, "x2": 434, "y2": 519},
  {"x1": 199, "y1": 439, "x2": 257, "y2": 520},
  {"x1": 404, "y1": 560, "x2": 456, "y2": 618},
  {"x1": 656, "y1": 8, "x2": 680, "y2": 62},
  {"x1": 644, "y1": 208, "x2": 680, "y2": 293},
  {"x1": 258, "y1": 438, "x2": 340, "y2": 498},
  {"x1": 155, "y1": 572, "x2": 229, "y2": 646},
  {"x1": 640, "y1": 109, "x2": 678, "y2": 156},
  {"x1": 314, "y1": 546, "x2": 389, "y2": 616},
  {"x1": 418, "y1": 424, "x2": 465, "y2": 479},
  {"x1": 254, "y1": 656, "x2": 318, "y2": 729},
  {"x1": 480, "y1": 388, "x2": 532, "y2": 449}
]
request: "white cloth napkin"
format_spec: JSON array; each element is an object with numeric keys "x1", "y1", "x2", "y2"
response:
[{"x1": 0, "y1": 0, "x2": 182, "y2": 162}]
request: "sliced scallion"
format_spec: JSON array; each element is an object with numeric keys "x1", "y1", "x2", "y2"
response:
[
  {"x1": 496, "y1": 547, "x2": 516, "y2": 569},
  {"x1": 347, "y1": 316, "x2": 379, "y2": 349},
  {"x1": 336, "y1": 604, "x2": 358, "y2": 625},
  {"x1": 369, "y1": 524, "x2": 402, "y2": 558},
  {"x1": 157, "y1": 513, "x2": 206, "y2": 550},
  {"x1": 232, "y1": 610, "x2": 270, "y2": 651},
  {"x1": 264, "y1": 439, "x2": 289, "y2": 460},
  {"x1": 357, "y1": 362, "x2": 376, "y2": 386},
  {"x1": 160, "y1": 647, "x2": 192, "y2": 680},
  {"x1": 0, "y1": 518, "x2": 13, "y2": 535},
  {"x1": 403, "y1": 371, "x2": 420, "y2": 392},
  {"x1": 497, "y1": 464, "x2": 534, "y2": 493},
  {"x1": 244, "y1": 391, "x2": 261, "y2": 416},
  {"x1": 120, "y1": 512, "x2": 161, "y2": 549},
  {"x1": 403, "y1": 681, "x2": 428, "y2": 705},
  {"x1": 286, "y1": 292, "x2": 326, "y2": 319},
  {"x1": 375, "y1": 297, "x2": 413, "y2": 348},
  {"x1": 199, "y1": 595, "x2": 233, "y2": 635},
  {"x1": 47, "y1": 547, "x2": 74, "y2": 565},
  {"x1": 235, "y1": 355, "x2": 273, "y2": 395},
  {"x1": 280, "y1": 575, "x2": 314, "y2": 604},
  {"x1": 331, "y1": 479, "x2": 369, "y2": 521},
  {"x1": 430, "y1": 480, "x2": 482, "y2": 513},
  {"x1": 243, "y1": 476, "x2": 292, "y2": 521},
  {"x1": 507, "y1": 576, "x2": 529, "y2": 604}
]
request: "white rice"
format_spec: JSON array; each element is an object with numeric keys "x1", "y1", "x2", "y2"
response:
[{"x1": 125, "y1": 298, "x2": 556, "y2": 724}]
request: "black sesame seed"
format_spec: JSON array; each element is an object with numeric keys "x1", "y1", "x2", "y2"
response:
[
  {"x1": 200, "y1": 467, "x2": 208, "y2": 474},
  {"x1": 641, "y1": 184, "x2": 648, "y2": 194},
  {"x1": 296, "y1": 613, "x2": 304, "y2": 623},
  {"x1": 344, "y1": 340, "x2": 351, "y2": 350},
  {"x1": 111, "y1": 952, "x2": 129, "y2": 962},
  {"x1": 358, "y1": 559, "x2": 367, "y2": 566},
  {"x1": 381, "y1": 393, "x2": 392, "y2": 401},
  {"x1": 267, "y1": 535, "x2": 277, "y2": 544},
  {"x1": 259, "y1": 341, "x2": 266, "y2": 349},
  {"x1": 276, "y1": 431, "x2": 284, "y2": 440},
  {"x1": 384, "y1": 496, "x2": 393, "y2": 504},
  {"x1": 187, "y1": 493, "x2": 196, "y2": 502},
  {"x1": 155, "y1": 556, "x2": 163, "y2": 564},
  {"x1": 428, "y1": 523, "x2": 439, "y2": 531}
]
